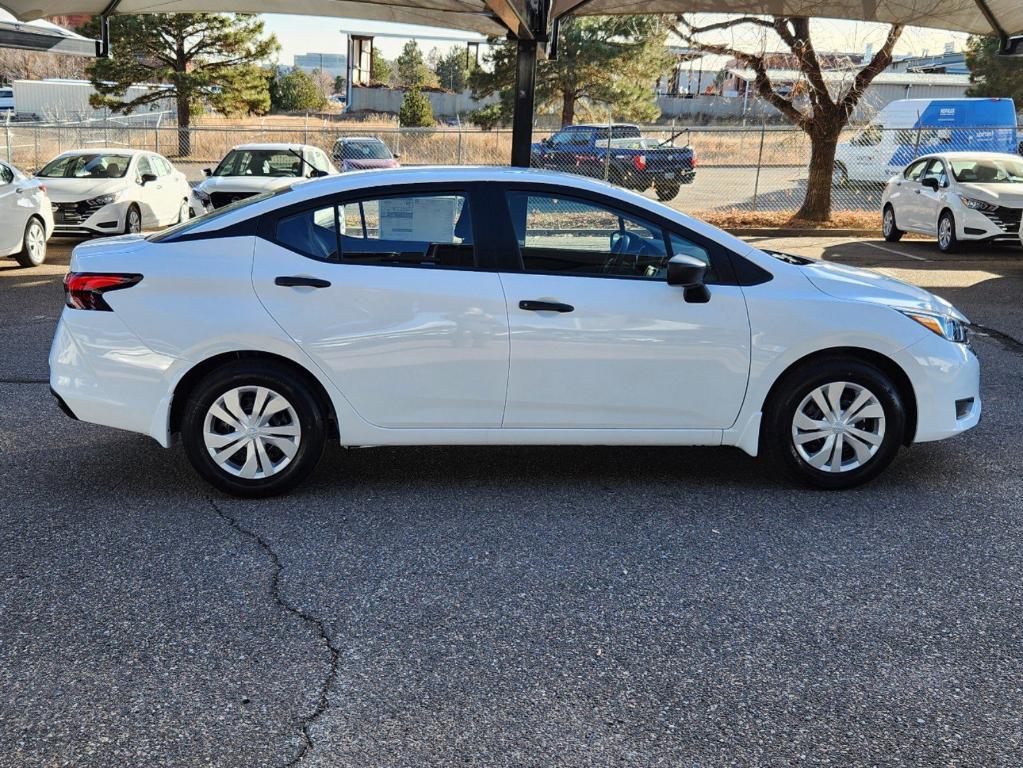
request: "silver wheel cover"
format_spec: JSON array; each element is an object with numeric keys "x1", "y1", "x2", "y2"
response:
[
  {"x1": 882, "y1": 209, "x2": 893, "y2": 236},
  {"x1": 938, "y1": 216, "x2": 952, "y2": 248},
  {"x1": 26, "y1": 221, "x2": 45, "y2": 262},
  {"x1": 203, "y1": 385, "x2": 302, "y2": 479},
  {"x1": 791, "y1": 381, "x2": 886, "y2": 473},
  {"x1": 128, "y1": 209, "x2": 141, "y2": 233}
]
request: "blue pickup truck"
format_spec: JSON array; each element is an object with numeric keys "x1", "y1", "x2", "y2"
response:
[{"x1": 531, "y1": 123, "x2": 696, "y2": 201}]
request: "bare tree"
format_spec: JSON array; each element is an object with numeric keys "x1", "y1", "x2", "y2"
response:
[{"x1": 670, "y1": 15, "x2": 902, "y2": 221}]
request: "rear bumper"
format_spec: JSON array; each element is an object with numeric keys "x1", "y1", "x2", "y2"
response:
[{"x1": 49, "y1": 310, "x2": 183, "y2": 447}]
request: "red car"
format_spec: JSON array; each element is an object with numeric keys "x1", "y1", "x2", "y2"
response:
[{"x1": 331, "y1": 137, "x2": 401, "y2": 172}]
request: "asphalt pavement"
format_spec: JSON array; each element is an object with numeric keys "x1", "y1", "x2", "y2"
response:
[{"x1": 2, "y1": 235, "x2": 1022, "y2": 767}]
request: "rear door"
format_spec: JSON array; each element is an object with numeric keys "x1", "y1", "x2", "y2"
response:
[
  {"x1": 251, "y1": 184, "x2": 510, "y2": 429},
  {"x1": 492, "y1": 185, "x2": 751, "y2": 430}
]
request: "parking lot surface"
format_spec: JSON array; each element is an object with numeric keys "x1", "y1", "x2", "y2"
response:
[{"x1": 2, "y1": 235, "x2": 1022, "y2": 767}]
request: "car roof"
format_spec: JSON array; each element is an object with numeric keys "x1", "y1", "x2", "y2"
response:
[
  {"x1": 231, "y1": 143, "x2": 318, "y2": 151},
  {"x1": 924, "y1": 151, "x2": 1023, "y2": 160},
  {"x1": 335, "y1": 136, "x2": 385, "y2": 142},
  {"x1": 565, "y1": 123, "x2": 640, "y2": 129},
  {"x1": 55, "y1": 148, "x2": 145, "y2": 157}
]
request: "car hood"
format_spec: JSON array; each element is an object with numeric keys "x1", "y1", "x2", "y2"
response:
[
  {"x1": 42, "y1": 178, "x2": 127, "y2": 202},
  {"x1": 956, "y1": 182, "x2": 1023, "y2": 208},
  {"x1": 341, "y1": 159, "x2": 399, "y2": 170},
  {"x1": 799, "y1": 258, "x2": 967, "y2": 320},
  {"x1": 195, "y1": 176, "x2": 296, "y2": 195}
]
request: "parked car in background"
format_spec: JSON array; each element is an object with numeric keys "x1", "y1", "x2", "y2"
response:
[
  {"x1": 192, "y1": 143, "x2": 337, "y2": 212},
  {"x1": 835, "y1": 97, "x2": 1019, "y2": 186},
  {"x1": 532, "y1": 124, "x2": 696, "y2": 200},
  {"x1": 0, "y1": 85, "x2": 14, "y2": 113},
  {"x1": 0, "y1": 159, "x2": 52, "y2": 266},
  {"x1": 37, "y1": 149, "x2": 192, "y2": 236},
  {"x1": 51, "y1": 167, "x2": 979, "y2": 497},
  {"x1": 331, "y1": 137, "x2": 400, "y2": 172},
  {"x1": 881, "y1": 151, "x2": 1023, "y2": 252}
]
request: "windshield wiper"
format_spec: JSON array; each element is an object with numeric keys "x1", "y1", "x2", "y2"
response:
[{"x1": 286, "y1": 147, "x2": 327, "y2": 177}]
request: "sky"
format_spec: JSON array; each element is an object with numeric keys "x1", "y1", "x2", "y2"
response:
[{"x1": 262, "y1": 13, "x2": 970, "y2": 70}]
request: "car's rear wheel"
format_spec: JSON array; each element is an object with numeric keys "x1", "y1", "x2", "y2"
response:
[
  {"x1": 124, "y1": 204, "x2": 142, "y2": 235},
  {"x1": 762, "y1": 358, "x2": 906, "y2": 489},
  {"x1": 937, "y1": 210, "x2": 958, "y2": 253},
  {"x1": 882, "y1": 204, "x2": 903, "y2": 242},
  {"x1": 655, "y1": 181, "x2": 680, "y2": 201},
  {"x1": 181, "y1": 361, "x2": 326, "y2": 497},
  {"x1": 15, "y1": 217, "x2": 47, "y2": 267},
  {"x1": 832, "y1": 161, "x2": 849, "y2": 188}
]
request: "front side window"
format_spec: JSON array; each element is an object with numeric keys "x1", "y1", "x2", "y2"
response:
[
  {"x1": 214, "y1": 149, "x2": 303, "y2": 178},
  {"x1": 38, "y1": 153, "x2": 130, "y2": 179},
  {"x1": 0, "y1": 163, "x2": 12, "y2": 185},
  {"x1": 339, "y1": 193, "x2": 474, "y2": 267},
  {"x1": 921, "y1": 158, "x2": 948, "y2": 187},
  {"x1": 507, "y1": 192, "x2": 670, "y2": 279},
  {"x1": 904, "y1": 159, "x2": 929, "y2": 181}
]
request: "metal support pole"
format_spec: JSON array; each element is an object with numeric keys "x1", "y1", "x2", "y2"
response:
[
  {"x1": 510, "y1": 38, "x2": 537, "y2": 168},
  {"x1": 751, "y1": 123, "x2": 766, "y2": 212},
  {"x1": 457, "y1": 117, "x2": 463, "y2": 165},
  {"x1": 4, "y1": 118, "x2": 10, "y2": 163}
]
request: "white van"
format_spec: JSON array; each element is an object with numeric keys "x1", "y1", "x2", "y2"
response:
[
  {"x1": 834, "y1": 98, "x2": 1019, "y2": 185},
  {"x1": 0, "y1": 86, "x2": 14, "y2": 113}
]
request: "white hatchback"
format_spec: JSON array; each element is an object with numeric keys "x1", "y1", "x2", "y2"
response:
[
  {"x1": 0, "y1": 159, "x2": 53, "y2": 267},
  {"x1": 37, "y1": 149, "x2": 193, "y2": 236},
  {"x1": 881, "y1": 151, "x2": 1023, "y2": 252},
  {"x1": 50, "y1": 167, "x2": 980, "y2": 496}
]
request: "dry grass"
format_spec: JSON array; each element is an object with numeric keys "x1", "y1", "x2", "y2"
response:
[{"x1": 696, "y1": 209, "x2": 881, "y2": 231}]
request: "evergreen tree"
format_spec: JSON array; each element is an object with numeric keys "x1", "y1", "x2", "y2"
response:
[
  {"x1": 395, "y1": 41, "x2": 437, "y2": 88},
  {"x1": 269, "y1": 67, "x2": 327, "y2": 112},
  {"x1": 965, "y1": 35, "x2": 1023, "y2": 106},
  {"x1": 435, "y1": 47, "x2": 474, "y2": 92},
  {"x1": 399, "y1": 85, "x2": 434, "y2": 127}
]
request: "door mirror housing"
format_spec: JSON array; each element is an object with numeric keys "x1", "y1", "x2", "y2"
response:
[
  {"x1": 921, "y1": 177, "x2": 940, "y2": 191},
  {"x1": 309, "y1": 168, "x2": 328, "y2": 178},
  {"x1": 140, "y1": 172, "x2": 157, "y2": 185},
  {"x1": 203, "y1": 167, "x2": 212, "y2": 177},
  {"x1": 666, "y1": 254, "x2": 710, "y2": 303}
]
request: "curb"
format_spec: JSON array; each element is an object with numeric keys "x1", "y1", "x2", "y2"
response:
[{"x1": 724, "y1": 228, "x2": 877, "y2": 238}]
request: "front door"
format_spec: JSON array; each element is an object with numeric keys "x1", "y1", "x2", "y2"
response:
[
  {"x1": 252, "y1": 187, "x2": 510, "y2": 429},
  {"x1": 496, "y1": 190, "x2": 751, "y2": 430},
  {"x1": 0, "y1": 162, "x2": 27, "y2": 253},
  {"x1": 916, "y1": 158, "x2": 949, "y2": 234}
]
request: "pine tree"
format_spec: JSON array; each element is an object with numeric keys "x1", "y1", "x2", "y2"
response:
[{"x1": 399, "y1": 85, "x2": 434, "y2": 127}]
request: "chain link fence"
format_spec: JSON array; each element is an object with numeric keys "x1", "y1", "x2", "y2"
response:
[{"x1": 2, "y1": 118, "x2": 1020, "y2": 219}]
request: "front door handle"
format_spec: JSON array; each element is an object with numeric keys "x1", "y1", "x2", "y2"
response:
[
  {"x1": 519, "y1": 299, "x2": 574, "y2": 313},
  {"x1": 275, "y1": 275, "x2": 331, "y2": 288}
]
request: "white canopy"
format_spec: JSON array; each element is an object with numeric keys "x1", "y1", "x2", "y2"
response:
[
  {"x1": 0, "y1": 7, "x2": 97, "y2": 54},
  {"x1": 0, "y1": 0, "x2": 1020, "y2": 45}
]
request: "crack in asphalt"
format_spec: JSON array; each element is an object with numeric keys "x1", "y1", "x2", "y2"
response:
[
  {"x1": 208, "y1": 499, "x2": 340, "y2": 768},
  {"x1": 973, "y1": 324, "x2": 1023, "y2": 357}
]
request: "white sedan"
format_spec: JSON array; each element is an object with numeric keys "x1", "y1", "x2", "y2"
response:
[
  {"x1": 0, "y1": 159, "x2": 53, "y2": 267},
  {"x1": 881, "y1": 151, "x2": 1023, "y2": 252},
  {"x1": 37, "y1": 149, "x2": 192, "y2": 236},
  {"x1": 50, "y1": 167, "x2": 980, "y2": 497},
  {"x1": 191, "y1": 143, "x2": 337, "y2": 213}
]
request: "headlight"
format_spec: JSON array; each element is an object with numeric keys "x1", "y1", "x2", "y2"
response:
[
  {"x1": 86, "y1": 190, "x2": 124, "y2": 207},
  {"x1": 958, "y1": 195, "x2": 997, "y2": 212},
  {"x1": 900, "y1": 309, "x2": 969, "y2": 344}
]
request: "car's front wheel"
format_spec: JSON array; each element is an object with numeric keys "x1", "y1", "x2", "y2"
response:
[
  {"x1": 937, "y1": 210, "x2": 958, "y2": 253},
  {"x1": 181, "y1": 361, "x2": 327, "y2": 497},
  {"x1": 124, "y1": 204, "x2": 142, "y2": 235},
  {"x1": 762, "y1": 358, "x2": 906, "y2": 489},
  {"x1": 15, "y1": 217, "x2": 47, "y2": 267}
]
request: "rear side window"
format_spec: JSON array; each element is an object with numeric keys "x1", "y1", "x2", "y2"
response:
[
  {"x1": 339, "y1": 193, "x2": 474, "y2": 268},
  {"x1": 276, "y1": 206, "x2": 338, "y2": 260}
]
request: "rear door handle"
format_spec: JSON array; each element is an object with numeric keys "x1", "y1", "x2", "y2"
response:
[
  {"x1": 519, "y1": 300, "x2": 574, "y2": 313},
  {"x1": 275, "y1": 276, "x2": 331, "y2": 288}
]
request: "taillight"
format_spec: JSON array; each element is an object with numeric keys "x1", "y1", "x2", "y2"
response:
[
  {"x1": 691, "y1": 155, "x2": 697, "y2": 168},
  {"x1": 63, "y1": 272, "x2": 142, "y2": 311},
  {"x1": 632, "y1": 154, "x2": 647, "y2": 171}
]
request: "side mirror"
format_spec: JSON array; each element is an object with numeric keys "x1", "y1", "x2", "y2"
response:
[
  {"x1": 203, "y1": 167, "x2": 212, "y2": 177},
  {"x1": 667, "y1": 254, "x2": 710, "y2": 303},
  {"x1": 393, "y1": 152, "x2": 400, "y2": 160},
  {"x1": 140, "y1": 172, "x2": 157, "y2": 184},
  {"x1": 310, "y1": 169, "x2": 328, "y2": 178},
  {"x1": 921, "y1": 177, "x2": 940, "y2": 191}
]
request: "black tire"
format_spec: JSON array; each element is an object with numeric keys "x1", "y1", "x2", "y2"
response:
[
  {"x1": 761, "y1": 357, "x2": 906, "y2": 490},
  {"x1": 124, "y1": 204, "x2": 142, "y2": 235},
  {"x1": 937, "y1": 210, "x2": 958, "y2": 253},
  {"x1": 882, "y1": 204, "x2": 903, "y2": 242},
  {"x1": 14, "y1": 216, "x2": 47, "y2": 267},
  {"x1": 181, "y1": 360, "x2": 327, "y2": 497},
  {"x1": 832, "y1": 161, "x2": 849, "y2": 188},
  {"x1": 655, "y1": 181, "x2": 680, "y2": 201}
]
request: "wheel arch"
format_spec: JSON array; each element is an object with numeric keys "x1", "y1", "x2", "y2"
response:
[
  {"x1": 169, "y1": 350, "x2": 340, "y2": 440},
  {"x1": 760, "y1": 346, "x2": 918, "y2": 446}
]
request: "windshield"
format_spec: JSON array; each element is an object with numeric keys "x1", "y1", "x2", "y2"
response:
[
  {"x1": 148, "y1": 188, "x2": 289, "y2": 242},
  {"x1": 213, "y1": 149, "x2": 304, "y2": 178},
  {"x1": 338, "y1": 141, "x2": 391, "y2": 160},
  {"x1": 38, "y1": 153, "x2": 131, "y2": 179},
  {"x1": 950, "y1": 157, "x2": 1023, "y2": 183}
]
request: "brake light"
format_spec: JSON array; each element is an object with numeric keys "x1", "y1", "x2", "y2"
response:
[
  {"x1": 63, "y1": 272, "x2": 142, "y2": 311},
  {"x1": 632, "y1": 154, "x2": 647, "y2": 171},
  {"x1": 691, "y1": 155, "x2": 697, "y2": 168}
]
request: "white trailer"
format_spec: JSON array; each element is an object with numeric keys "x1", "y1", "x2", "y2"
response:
[{"x1": 11, "y1": 79, "x2": 175, "y2": 122}]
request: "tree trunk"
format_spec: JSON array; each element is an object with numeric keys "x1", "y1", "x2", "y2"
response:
[
  {"x1": 176, "y1": 91, "x2": 191, "y2": 157},
  {"x1": 794, "y1": 121, "x2": 842, "y2": 221},
  {"x1": 560, "y1": 91, "x2": 575, "y2": 127}
]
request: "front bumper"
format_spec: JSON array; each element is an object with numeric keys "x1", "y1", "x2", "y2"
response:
[
  {"x1": 51, "y1": 200, "x2": 127, "y2": 236},
  {"x1": 958, "y1": 206, "x2": 1022, "y2": 242},
  {"x1": 894, "y1": 331, "x2": 981, "y2": 443}
]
